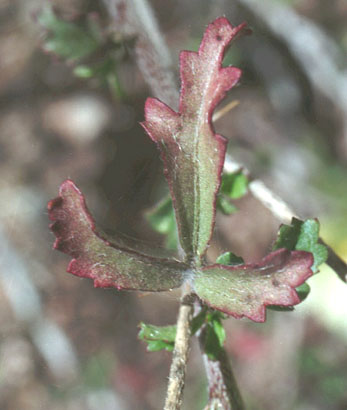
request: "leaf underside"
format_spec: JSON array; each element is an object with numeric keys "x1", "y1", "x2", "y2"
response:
[
  {"x1": 193, "y1": 249, "x2": 314, "y2": 322},
  {"x1": 48, "y1": 180, "x2": 186, "y2": 291},
  {"x1": 142, "y1": 18, "x2": 246, "y2": 262}
]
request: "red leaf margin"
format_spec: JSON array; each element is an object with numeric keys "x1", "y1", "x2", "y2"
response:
[
  {"x1": 48, "y1": 180, "x2": 186, "y2": 291},
  {"x1": 142, "y1": 18, "x2": 247, "y2": 262},
  {"x1": 193, "y1": 248, "x2": 314, "y2": 322}
]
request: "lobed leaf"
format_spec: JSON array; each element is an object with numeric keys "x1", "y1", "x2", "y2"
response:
[
  {"x1": 48, "y1": 180, "x2": 187, "y2": 291},
  {"x1": 193, "y1": 249, "x2": 314, "y2": 322},
  {"x1": 142, "y1": 18, "x2": 246, "y2": 262}
]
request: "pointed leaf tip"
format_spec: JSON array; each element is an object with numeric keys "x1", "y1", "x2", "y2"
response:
[
  {"x1": 48, "y1": 180, "x2": 186, "y2": 291},
  {"x1": 193, "y1": 248, "x2": 314, "y2": 322},
  {"x1": 142, "y1": 18, "x2": 246, "y2": 262}
]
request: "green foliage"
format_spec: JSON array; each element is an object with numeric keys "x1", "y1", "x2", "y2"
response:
[
  {"x1": 217, "y1": 196, "x2": 238, "y2": 215},
  {"x1": 267, "y1": 218, "x2": 327, "y2": 312},
  {"x1": 39, "y1": 6, "x2": 125, "y2": 98},
  {"x1": 220, "y1": 170, "x2": 249, "y2": 199},
  {"x1": 202, "y1": 312, "x2": 226, "y2": 360},
  {"x1": 39, "y1": 7, "x2": 100, "y2": 61},
  {"x1": 82, "y1": 352, "x2": 114, "y2": 389},
  {"x1": 216, "y1": 251, "x2": 244, "y2": 266},
  {"x1": 273, "y1": 218, "x2": 328, "y2": 273},
  {"x1": 146, "y1": 196, "x2": 178, "y2": 249},
  {"x1": 217, "y1": 170, "x2": 249, "y2": 215},
  {"x1": 138, "y1": 308, "x2": 225, "y2": 355},
  {"x1": 138, "y1": 323, "x2": 176, "y2": 352},
  {"x1": 147, "y1": 171, "x2": 249, "y2": 250}
]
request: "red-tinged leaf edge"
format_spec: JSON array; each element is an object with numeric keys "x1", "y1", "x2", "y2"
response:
[
  {"x1": 48, "y1": 180, "x2": 187, "y2": 291},
  {"x1": 193, "y1": 249, "x2": 314, "y2": 322},
  {"x1": 142, "y1": 18, "x2": 247, "y2": 262}
]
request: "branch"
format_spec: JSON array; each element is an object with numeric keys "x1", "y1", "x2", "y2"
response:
[
  {"x1": 201, "y1": 347, "x2": 244, "y2": 410},
  {"x1": 237, "y1": 0, "x2": 347, "y2": 157},
  {"x1": 164, "y1": 291, "x2": 194, "y2": 410},
  {"x1": 102, "y1": 0, "x2": 179, "y2": 108},
  {"x1": 195, "y1": 301, "x2": 244, "y2": 410}
]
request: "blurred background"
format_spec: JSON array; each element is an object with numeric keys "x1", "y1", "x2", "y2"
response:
[{"x1": 0, "y1": 0, "x2": 347, "y2": 409}]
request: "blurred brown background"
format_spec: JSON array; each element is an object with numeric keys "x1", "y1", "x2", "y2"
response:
[{"x1": 0, "y1": 0, "x2": 347, "y2": 409}]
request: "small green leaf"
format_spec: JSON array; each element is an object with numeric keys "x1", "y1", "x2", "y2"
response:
[
  {"x1": 146, "y1": 340, "x2": 174, "y2": 352},
  {"x1": 203, "y1": 323, "x2": 223, "y2": 360},
  {"x1": 139, "y1": 310, "x2": 209, "y2": 353},
  {"x1": 73, "y1": 65, "x2": 95, "y2": 78},
  {"x1": 296, "y1": 282, "x2": 310, "y2": 301},
  {"x1": 273, "y1": 218, "x2": 328, "y2": 273},
  {"x1": 220, "y1": 170, "x2": 249, "y2": 199},
  {"x1": 39, "y1": 7, "x2": 99, "y2": 61},
  {"x1": 210, "y1": 314, "x2": 226, "y2": 347},
  {"x1": 217, "y1": 195, "x2": 238, "y2": 215},
  {"x1": 202, "y1": 311, "x2": 226, "y2": 360},
  {"x1": 191, "y1": 308, "x2": 207, "y2": 334},
  {"x1": 138, "y1": 322, "x2": 176, "y2": 352},
  {"x1": 138, "y1": 322, "x2": 176, "y2": 343},
  {"x1": 216, "y1": 252, "x2": 244, "y2": 266},
  {"x1": 146, "y1": 196, "x2": 178, "y2": 250}
]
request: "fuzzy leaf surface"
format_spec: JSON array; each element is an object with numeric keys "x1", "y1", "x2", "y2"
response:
[
  {"x1": 142, "y1": 18, "x2": 245, "y2": 261},
  {"x1": 193, "y1": 249, "x2": 313, "y2": 322},
  {"x1": 48, "y1": 180, "x2": 187, "y2": 291}
]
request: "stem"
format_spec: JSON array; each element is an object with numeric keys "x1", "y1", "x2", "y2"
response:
[
  {"x1": 201, "y1": 348, "x2": 244, "y2": 410},
  {"x1": 195, "y1": 303, "x2": 244, "y2": 410},
  {"x1": 164, "y1": 291, "x2": 194, "y2": 410}
]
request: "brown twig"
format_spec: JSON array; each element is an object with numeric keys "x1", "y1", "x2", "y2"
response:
[
  {"x1": 102, "y1": 0, "x2": 178, "y2": 108},
  {"x1": 164, "y1": 290, "x2": 195, "y2": 410}
]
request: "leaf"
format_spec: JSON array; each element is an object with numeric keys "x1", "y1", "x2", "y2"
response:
[
  {"x1": 209, "y1": 312, "x2": 226, "y2": 348},
  {"x1": 139, "y1": 309, "x2": 209, "y2": 353},
  {"x1": 204, "y1": 323, "x2": 224, "y2": 360},
  {"x1": 220, "y1": 170, "x2": 249, "y2": 199},
  {"x1": 193, "y1": 248, "x2": 314, "y2": 322},
  {"x1": 39, "y1": 7, "x2": 99, "y2": 61},
  {"x1": 216, "y1": 196, "x2": 238, "y2": 215},
  {"x1": 146, "y1": 196, "x2": 178, "y2": 250},
  {"x1": 138, "y1": 323, "x2": 176, "y2": 352},
  {"x1": 48, "y1": 180, "x2": 187, "y2": 291},
  {"x1": 273, "y1": 218, "x2": 328, "y2": 273},
  {"x1": 216, "y1": 252, "x2": 244, "y2": 266},
  {"x1": 142, "y1": 18, "x2": 246, "y2": 262}
]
